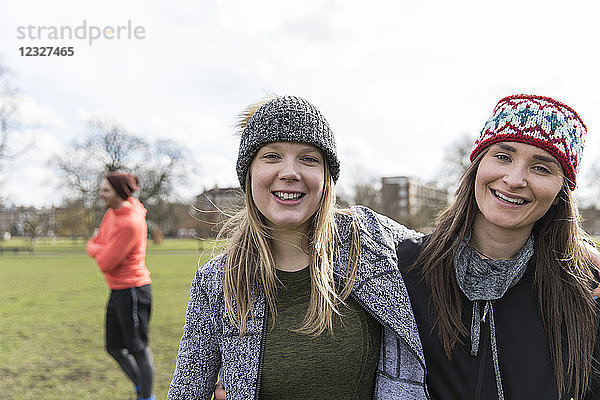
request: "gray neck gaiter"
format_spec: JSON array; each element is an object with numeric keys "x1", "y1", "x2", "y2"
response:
[{"x1": 454, "y1": 234, "x2": 534, "y2": 400}]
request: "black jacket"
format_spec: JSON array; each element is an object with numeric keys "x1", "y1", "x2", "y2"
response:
[{"x1": 397, "y1": 236, "x2": 600, "y2": 400}]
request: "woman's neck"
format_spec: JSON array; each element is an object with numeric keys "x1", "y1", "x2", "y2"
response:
[
  {"x1": 470, "y1": 215, "x2": 532, "y2": 260},
  {"x1": 271, "y1": 228, "x2": 310, "y2": 272}
]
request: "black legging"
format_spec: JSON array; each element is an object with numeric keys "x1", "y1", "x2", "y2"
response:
[{"x1": 108, "y1": 346, "x2": 154, "y2": 398}]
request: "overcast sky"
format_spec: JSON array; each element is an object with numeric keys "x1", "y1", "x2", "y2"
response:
[{"x1": 1, "y1": 0, "x2": 600, "y2": 208}]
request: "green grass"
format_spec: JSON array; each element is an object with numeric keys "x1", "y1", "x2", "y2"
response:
[
  {"x1": 1, "y1": 237, "x2": 221, "y2": 252},
  {"x1": 0, "y1": 239, "x2": 219, "y2": 400}
]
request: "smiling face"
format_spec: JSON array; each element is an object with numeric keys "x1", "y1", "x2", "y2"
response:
[
  {"x1": 249, "y1": 142, "x2": 325, "y2": 232},
  {"x1": 473, "y1": 141, "x2": 564, "y2": 237}
]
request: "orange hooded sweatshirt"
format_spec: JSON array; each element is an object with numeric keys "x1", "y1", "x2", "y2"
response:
[{"x1": 86, "y1": 197, "x2": 151, "y2": 290}]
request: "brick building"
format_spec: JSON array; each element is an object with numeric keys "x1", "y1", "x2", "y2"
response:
[{"x1": 380, "y1": 176, "x2": 447, "y2": 230}]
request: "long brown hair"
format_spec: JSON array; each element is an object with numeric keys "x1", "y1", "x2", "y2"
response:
[{"x1": 415, "y1": 150, "x2": 599, "y2": 398}]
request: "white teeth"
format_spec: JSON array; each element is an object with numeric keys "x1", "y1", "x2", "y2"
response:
[
  {"x1": 493, "y1": 190, "x2": 525, "y2": 205},
  {"x1": 274, "y1": 191, "x2": 302, "y2": 200}
]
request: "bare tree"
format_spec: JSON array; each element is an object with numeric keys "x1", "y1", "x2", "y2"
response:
[
  {"x1": 0, "y1": 63, "x2": 10, "y2": 164},
  {"x1": 436, "y1": 133, "x2": 474, "y2": 193},
  {"x1": 0, "y1": 64, "x2": 19, "y2": 207},
  {"x1": 54, "y1": 119, "x2": 146, "y2": 207},
  {"x1": 53, "y1": 118, "x2": 194, "y2": 236},
  {"x1": 86, "y1": 119, "x2": 147, "y2": 172},
  {"x1": 22, "y1": 212, "x2": 42, "y2": 243},
  {"x1": 137, "y1": 139, "x2": 187, "y2": 206},
  {"x1": 0, "y1": 64, "x2": 28, "y2": 170},
  {"x1": 0, "y1": 101, "x2": 16, "y2": 163},
  {"x1": 339, "y1": 169, "x2": 382, "y2": 212},
  {"x1": 0, "y1": 62, "x2": 39, "y2": 211}
]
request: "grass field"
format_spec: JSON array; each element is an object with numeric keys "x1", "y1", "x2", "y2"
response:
[
  {"x1": 0, "y1": 238, "x2": 220, "y2": 400},
  {"x1": 2, "y1": 236, "x2": 599, "y2": 400}
]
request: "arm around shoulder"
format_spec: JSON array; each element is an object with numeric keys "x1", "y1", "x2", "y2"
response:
[{"x1": 350, "y1": 205, "x2": 423, "y2": 248}]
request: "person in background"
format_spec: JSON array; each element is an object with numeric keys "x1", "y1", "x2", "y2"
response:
[
  {"x1": 87, "y1": 172, "x2": 155, "y2": 400},
  {"x1": 397, "y1": 95, "x2": 600, "y2": 399},
  {"x1": 167, "y1": 96, "x2": 428, "y2": 399}
]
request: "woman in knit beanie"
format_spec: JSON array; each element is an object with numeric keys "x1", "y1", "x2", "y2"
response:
[
  {"x1": 168, "y1": 96, "x2": 428, "y2": 399},
  {"x1": 397, "y1": 95, "x2": 600, "y2": 399}
]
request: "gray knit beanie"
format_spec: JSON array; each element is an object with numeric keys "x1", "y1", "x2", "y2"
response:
[{"x1": 236, "y1": 95, "x2": 340, "y2": 190}]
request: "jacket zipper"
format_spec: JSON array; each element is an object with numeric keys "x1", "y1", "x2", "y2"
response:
[
  {"x1": 253, "y1": 305, "x2": 268, "y2": 400},
  {"x1": 350, "y1": 292, "x2": 431, "y2": 399}
]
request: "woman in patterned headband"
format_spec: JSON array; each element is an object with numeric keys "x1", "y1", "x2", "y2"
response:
[{"x1": 397, "y1": 94, "x2": 600, "y2": 399}]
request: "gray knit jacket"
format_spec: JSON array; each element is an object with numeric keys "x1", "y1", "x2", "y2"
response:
[{"x1": 167, "y1": 206, "x2": 429, "y2": 399}]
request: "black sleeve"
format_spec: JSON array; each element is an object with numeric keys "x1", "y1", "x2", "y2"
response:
[{"x1": 396, "y1": 235, "x2": 427, "y2": 270}]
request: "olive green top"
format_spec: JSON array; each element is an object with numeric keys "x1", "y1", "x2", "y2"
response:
[{"x1": 259, "y1": 266, "x2": 381, "y2": 399}]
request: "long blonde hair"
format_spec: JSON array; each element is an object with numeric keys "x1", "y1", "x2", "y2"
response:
[
  {"x1": 221, "y1": 98, "x2": 360, "y2": 337},
  {"x1": 219, "y1": 164, "x2": 360, "y2": 336},
  {"x1": 414, "y1": 150, "x2": 599, "y2": 398}
]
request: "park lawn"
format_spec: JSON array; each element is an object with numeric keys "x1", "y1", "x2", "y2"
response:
[
  {"x1": 0, "y1": 239, "x2": 218, "y2": 400},
  {"x1": 4, "y1": 235, "x2": 597, "y2": 400},
  {"x1": 1, "y1": 237, "x2": 221, "y2": 252}
]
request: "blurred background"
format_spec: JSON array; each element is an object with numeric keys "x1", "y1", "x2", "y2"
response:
[
  {"x1": 1, "y1": 1, "x2": 600, "y2": 398},
  {"x1": 2, "y1": 0, "x2": 600, "y2": 238}
]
